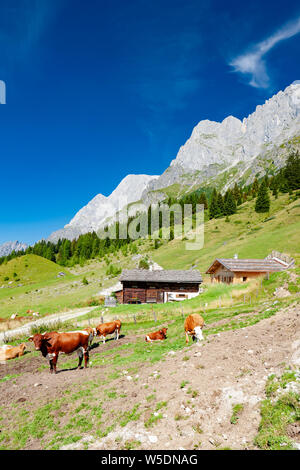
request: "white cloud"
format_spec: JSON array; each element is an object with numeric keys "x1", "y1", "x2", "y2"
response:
[{"x1": 230, "y1": 16, "x2": 300, "y2": 88}]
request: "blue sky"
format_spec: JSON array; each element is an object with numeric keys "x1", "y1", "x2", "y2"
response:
[{"x1": 0, "y1": 0, "x2": 300, "y2": 245}]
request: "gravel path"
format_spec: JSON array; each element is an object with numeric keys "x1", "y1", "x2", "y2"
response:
[{"x1": 0, "y1": 306, "x2": 97, "y2": 343}]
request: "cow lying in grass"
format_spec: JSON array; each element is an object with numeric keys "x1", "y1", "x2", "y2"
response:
[
  {"x1": 96, "y1": 320, "x2": 121, "y2": 344},
  {"x1": 0, "y1": 343, "x2": 26, "y2": 361},
  {"x1": 145, "y1": 328, "x2": 168, "y2": 343},
  {"x1": 29, "y1": 330, "x2": 90, "y2": 374},
  {"x1": 184, "y1": 314, "x2": 205, "y2": 344}
]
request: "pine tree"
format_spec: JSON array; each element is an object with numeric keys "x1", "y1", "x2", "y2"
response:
[
  {"x1": 224, "y1": 190, "x2": 237, "y2": 215},
  {"x1": 252, "y1": 178, "x2": 259, "y2": 197},
  {"x1": 272, "y1": 186, "x2": 278, "y2": 199},
  {"x1": 217, "y1": 193, "x2": 225, "y2": 217},
  {"x1": 255, "y1": 180, "x2": 270, "y2": 213},
  {"x1": 198, "y1": 192, "x2": 208, "y2": 210},
  {"x1": 209, "y1": 189, "x2": 218, "y2": 219},
  {"x1": 284, "y1": 152, "x2": 300, "y2": 190}
]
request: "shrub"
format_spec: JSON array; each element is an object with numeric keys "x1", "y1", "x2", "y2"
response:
[{"x1": 138, "y1": 259, "x2": 150, "y2": 270}]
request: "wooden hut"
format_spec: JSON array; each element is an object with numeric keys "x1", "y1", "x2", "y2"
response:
[
  {"x1": 206, "y1": 252, "x2": 294, "y2": 284},
  {"x1": 116, "y1": 269, "x2": 202, "y2": 304}
]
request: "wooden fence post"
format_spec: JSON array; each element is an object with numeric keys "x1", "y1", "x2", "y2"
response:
[
  {"x1": 244, "y1": 295, "x2": 245, "y2": 304},
  {"x1": 153, "y1": 311, "x2": 157, "y2": 323},
  {"x1": 134, "y1": 315, "x2": 136, "y2": 325},
  {"x1": 101, "y1": 316, "x2": 104, "y2": 324}
]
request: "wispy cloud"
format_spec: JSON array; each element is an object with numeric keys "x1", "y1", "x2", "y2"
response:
[
  {"x1": 230, "y1": 16, "x2": 300, "y2": 88},
  {"x1": 0, "y1": 1, "x2": 65, "y2": 67}
]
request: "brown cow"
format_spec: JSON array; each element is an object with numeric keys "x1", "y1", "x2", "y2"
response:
[
  {"x1": 96, "y1": 320, "x2": 122, "y2": 344},
  {"x1": 84, "y1": 327, "x2": 97, "y2": 348},
  {"x1": 145, "y1": 328, "x2": 168, "y2": 343},
  {"x1": 29, "y1": 330, "x2": 90, "y2": 373},
  {"x1": 0, "y1": 343, "x2": 26, "y2": 361},
  {"x1": 184, "y1": 314, "x2": 205, "y2": 343}
]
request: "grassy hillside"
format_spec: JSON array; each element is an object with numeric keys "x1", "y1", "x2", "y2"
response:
[
  {"x1": 0, "y1": 254, "x2": 71, "y2": 286},
  {"x1": 152, "y1": 192, "x2": 300, "y2": 275},
  {"x1": 0, "y1": 243, "x2": 152, "y2": 319}
]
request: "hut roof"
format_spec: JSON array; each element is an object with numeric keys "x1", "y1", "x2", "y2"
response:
[
  {"x1": 120, "y1": 269, "x2": 202, "y2": 284},
  {"x1": 206, "y1": 258, "x2": 288, "y2": 274}
]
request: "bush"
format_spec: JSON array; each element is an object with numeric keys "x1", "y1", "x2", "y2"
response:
[
  {"x1": 106, "y1": 264, "x2": 122, "y2": 277},
  {"x1": 82, "y1": 277, "x2": 89, "y2": 285},
  {"x1": 85, "y1": 297, "x2": 104, "y2": 306},
  {"x1": 138, "y1": 259, "x2": 150, "y2": 270}
]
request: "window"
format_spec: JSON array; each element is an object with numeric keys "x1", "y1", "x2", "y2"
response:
[{"x1": 243, "y1": 277, "x2": 247, "y2": 282}]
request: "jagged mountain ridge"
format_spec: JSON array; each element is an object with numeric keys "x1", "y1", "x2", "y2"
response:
[
  {"x1": 144, "y1": 81, "x2": 300, "y2": 196},
  {"x1": 48, "y1": 82, "x2": 300, "y2": 242},
  {"x1": 0, "y1": 241, "x2": 28, "y2": 257},
  {"x1": 48, "y1": 174, "x2": 158, "y2": 242}
]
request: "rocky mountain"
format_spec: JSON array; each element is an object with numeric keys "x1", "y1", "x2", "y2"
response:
[
  {"x1": 143, "y1": 81, "x2": 300, "y2": 197},
  {"x1": 0, "y1": 241, "x2": 28, "y2": 257},
  {"x1": 48, "y1": 174, "x2": 158, "y2": 242},
  {"x1": 48, "y1": 81, "x2": 300, "y2": 241}
]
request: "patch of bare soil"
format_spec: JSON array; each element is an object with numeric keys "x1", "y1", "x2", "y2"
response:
[{"x1": 1, "y1": 302, "x2": 299, "y2": 450}]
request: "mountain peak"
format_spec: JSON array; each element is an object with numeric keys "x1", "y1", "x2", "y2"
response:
[
  {"x1": 48, "y1": 174, "x2": 159, "y2": 242},
  {"x1": 0, "y1": 241, "x2": 28, "y2": 257}
]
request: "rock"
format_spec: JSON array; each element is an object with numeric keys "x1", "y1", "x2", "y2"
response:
[
  {"x1": 34, "y1": 383, "x2": 42, "y2": 387},
  {"x1": 148, "y1": 435, "x2": 158, "y2": 443}
]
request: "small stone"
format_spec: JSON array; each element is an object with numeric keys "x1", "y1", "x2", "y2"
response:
[
  {"x1": 149, "y1": 435, "x2": 158, "y2": 443},
  {"x1": 34, "y1": 383, "x2": 42, "y2": 387},
  {"x1": 126, "y1": 376, "x2": 132, "y2": 381}
]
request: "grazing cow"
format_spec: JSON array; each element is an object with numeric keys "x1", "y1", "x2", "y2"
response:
[
  {"x1": 184, "y1": 314, "x2": 205, "y2": 343},
  {"x1": 0, "y1": 343, "x2": 26, "y2": 361},
  {"x1": 84, "y1": 326, "x2": 97, "y2": 348},
  {"x1": 145, "y1": 328, "x2": 168, "y2": 343},
  {"x1": 96, "y1": 320, "x2": 122, "y2": 344},
  {"x1": 28, "y1": 330, "x2": 90, "y2": 374}
]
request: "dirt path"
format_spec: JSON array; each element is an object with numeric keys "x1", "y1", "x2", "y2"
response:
[{"x1": 0, "y1": 302, "x2": 299, "y2": 450}]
